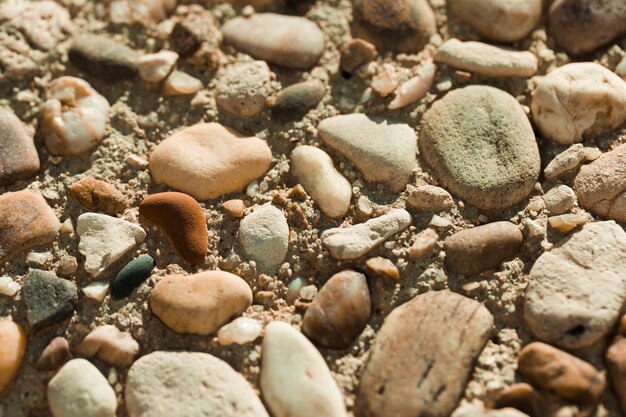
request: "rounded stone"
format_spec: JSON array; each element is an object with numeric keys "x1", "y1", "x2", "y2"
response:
[
  {"x1": 125, "y1": 351, "x2": 269, "y2": 417},
  {"x1": 419, "y1": 85, "x2": 540, "y2": 211},
  {"x1": 35, "y1": 336, "x2": 71, "y2": 371},
  {"x1": 69, "y1": 34, "x2": 138, "y2": 80},
  {"x1": 75, "y1": 325, "x2": 139, "y2": 367},
  {"x1": 238, "y1": 203, "x2": 289, "y2": 272},
  {"x1": 47, "y1": 359, "x2": 117, "y2": 417},
  {"x1": 0, "y1": 320, "x2": 26, "y2": 394},
  {"x1": 216, "y1": 61, "x2": 272, "y2": 118},
  {"x1": 69, "y1": 177, "x2": 128, "y2": 215},
  {"x1": 302, "y1": 270, "x2": 371, "y2": 349},
  {"x1": 111, "y1": 254, "x2": 155, "y2": 299},
  {"x1": 149, "y1": 271, "x2": 253, "y2": 335},
  {"x1": 270, "y1": 80, "x2": 325, "y2": 122},
  {"x1": 0, "y1": 108, "x2": 40, "y2": 186}
]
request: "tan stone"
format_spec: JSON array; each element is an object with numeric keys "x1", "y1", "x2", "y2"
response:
[
  {"x1": 35, "y1": 336, "x2": 70, "y2": 371},
  {"x1": 408, "y1": 228, "x2": 439, "y2": 259},
  {"x1": 0, "y1": 320, "x2": 26, "y2": 393},
  {"x1": 365, "y1": 257, "x2": 399, "y2": 279},
  {"x1": 69, "y1": 177, "x2": 128, "y2": 215},
  {"x1": 407, "y1": 185, "x2": 454, "y2": 212},
  {"x1": 223, "y1": 199, "x2": 245, "y2": 218},
  {"x1": 75, "y1": 325, "x2": 139, "y2": 367}
]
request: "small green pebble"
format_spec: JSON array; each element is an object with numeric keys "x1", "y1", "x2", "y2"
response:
[{"x1": 111, "y1": 254, "x2": 155, "y2": 300}]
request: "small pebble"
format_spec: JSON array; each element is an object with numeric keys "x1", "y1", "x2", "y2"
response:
[
  {"x1": 0, "y1": 108, "x2": 40, "y2": 185},
  {"x1": 239, "y1": 204, "x2": 289, "y2": 272},
  {"x1": 286, "y1": 277, "x2": 308, "y2": 304},
  {"x1": 340, "y1": 38, "x2": 377, "y2": 73},
  {"x1": 0, "y1": 320, "x2": 26, "y2": 393},
  {"x1": 366, "y1": 257, "x2": 399, "y2": 279},
  {"x1": 407, "y1": 184, "x2": 454, "y2": 212},
  {"x1": 217, "y1": 317, "x2": 263, "y2": 346},
  {"x1": 547, "y1": 213, "x2": 587, "y2": 233},
  {"x1": 544, "y1": 144, "x2": 600, "y2": 181},
  {"x1": 162, "y1": 70, "x2": 202, "y2": 96},
  {"x1": 408, "y1": 228, "x2": 438, "y2": 259},
  {"x1": 0, "y1": 276, "x2": 21, "y2": 297},
  {"x1": 75, "y1": 325, "x2": 139, "y2": 367},
  {"x1": 223, "y1": 199, "x2": 245, "y2": 218},
  {"x1": 299, "y1": 285, "x2": 318, "y2": 301},
  {"x1": 216, "y1": 61, "x2": 272, "y2": 118},
  {"x1": 371, "y1": 64, "x2": 398, "y2": 97},
  {"x1": 494, "y1": 383, "x2": 544, "y2": 417},
  {"x1": 69, "y1": 178, "x2": 128, "y2": 215},
  {"x1": 388, "y1": 62, "x2": 436, "y2": 110},
  {"x1": 23, "y1": 269, "x2": 78, "y2": 330},
  {"x1": 82, "y1": 281, "x2": 109, "y2": 303},
  {"x1": 35, "y1": 337, "x2": 71, "y2": 371},
  {"x1": 270, "y1": 80, "x2": 325, "y2": 122},
  {"x1": 137, "y1": 50, "x2": 178, "y2": 82},
  {"x1": 543, "y1": 185, "x2": 576, "y2": 215},
  {"x1": 69, "y1": 33, "x2": 138, "y2": 80},
  {"x1": 111, "y1": 255, "x2": 155, "y2": 299}
]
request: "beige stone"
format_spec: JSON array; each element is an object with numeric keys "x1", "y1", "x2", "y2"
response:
[{"x1": 75, "y1": 325, "x2": 139, "y2": 367}]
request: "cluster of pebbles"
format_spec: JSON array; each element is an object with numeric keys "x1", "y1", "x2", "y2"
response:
[{"x1": 1, "y1": 0, "x2": 626, "y2": 416}]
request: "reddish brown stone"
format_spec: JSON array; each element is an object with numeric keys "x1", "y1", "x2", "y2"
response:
[
  {"x1": 340, "y1": 38, "x2": 377, "y2": 73},
  {"x1": 0, "y1": 108, "x2": 39, "y2": 185},
  {"x1": 69, "y1": 177, "x2": 128, "y2": 215},
  {"x1": 494, "y1": 383, "x2": 545, "y2": 417}
]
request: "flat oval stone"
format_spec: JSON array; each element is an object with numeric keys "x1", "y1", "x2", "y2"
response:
[
  {"x1": 548, "y1": 0, "x2": 626, "y2": 55},
  {"x1": 0, "y1": 320, "x2": 26, "y2": 393},
  {"x1": 149, "y1": 271, "x2": 253, "y2": 335},
  {"x1": 524, "y1": 221, "x2": 626, "y2": 349},
  {"x1": 69, "y1": 34, "x2": 138, "y2": 80},
  {"x1": 271, "y1": 80, "x2": 325, "y2": 122},
  {"x1": 419, "y1": 85, "x2": 540, "y2": 211},
  {"x1": 260, "y1": 321, "x2": 347, "y2": 417},
  {"x1": 0, "y1": 108, "x2": 39, "y2": 185},
  {"x1": 149, "y1": 123, "x2": 273, "y2": 200},
  {"x1": 75, "y1": 325, "x2": 139, "y2": 367},
  {"x1": 69, "y1": 178, "x2": 128, "y2": 215},
  {"x1": 23, "y1": 269, "x2": 78, "y2": 331},
  {"x1": 139, "y1": 192, "x2": 208, "y2": 264},
  {"x1": 302, "y1": 270, "x2": 371, "y2": 349},
  {"x1": 0, "y1": 191, "x2": 60, "y2": 262},
  {"x1": 239, "y1": 203, "x2": 289, "y2": 272},
  {"x1": 47, "y1": 359, "x2": 117, "y2": 417},
  {"x1": 444, "y1": 221, "x2": 523, "y2": 276},
  {"x1": 111, "y1": 254, "x2": 155, "y2": 299},
  {"x1": 126, "y1": 351, "x2": 269, "y2": 417},
  {"x1": 356, "y1": 290, "x2": 494, "y2": 417},
  {"x1": 222, "y1": 13, "x2": 324, "y2": 70}
]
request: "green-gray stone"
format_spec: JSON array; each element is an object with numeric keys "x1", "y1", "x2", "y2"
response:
[
  {"x1": 23, "y1": 269, "x2": 78, "y2": 330},
  {"x1": 111, "y1": 255, "x2": 155, "y2": 299}
]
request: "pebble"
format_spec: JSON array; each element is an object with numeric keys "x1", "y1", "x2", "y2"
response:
[
  {"x1": 388, "y1": 62, "x2": 436, "y2": 110},
  {"x1": 69, "y1": 34, "x2": 138, "y2": 80},
  {"x1": 260, "y1": 321, "x2": 347, "y2": 417},
  {"x1": 223, "y1": 199, "x2": 245, "y2": 217},
  {"x1": 0, "y1": 320, "x2": 26, "y2": 393},
  {"x1": 548, "y1": 0, "x2": 626, "y2": 55},
  {"x1": 216, "y1": 61, "x2": 272, "y2": 118},
  {"x1": 544, "y1": 144, "x2": 601, "y2": 181},
  {"x1": 371, "y1": 64, "x2": 398, "y2": 97},
  {"x1": 573, "y1": 143, "x2": 626, "y2": 223},
  {"x1": 322, "y1": 209, "x2": 411, "y2": 260},
  {"x1": 606, "y1": 325, "x2": 626, "y2": 414},
  {"x1": 517, "y1": 342, "x2": 605, "y2": 406},
  {"x1": 340, "y1": 38, "x2": 377, "y2": 73},
  {"x1": 0, "y1": 276, "x2": 20, "y2": 297},
  {"x1": 77, "y1": 213, "x2": 146, "y2": 278},
  {"x1": 149, "y1": 271, "x2": 253, "y2": 335},
  {"x1": 111, "y1": 255, "x2": 155, "y2": 299},
  {"x1": 126, "y1": 351, "x2": 269, "y2": 417},
  {"x1": 0, "y1": 108, "x2": 39, "y2": 185},
  {"x1": 366, "y1": 257, "x2": 399, "y2": 279},
  {"x1": 444, "y1": 222, "x2": 523, "y2": 276},
  {"x1": 524, "y1": 221, "x2": 626, "y2": 349},
  {"x1": 69, "y1": 178, "x2": 128, "y2": 215},
  {"x1": 453, "y1": 403, "x2": 531, "y2": 417},
  {"x1": 352, "y1": 0, "x2": 436, "y2": 53},
  {"x1": 547, "y1": 213, "x2": 588, "y2": 233},
  {"x1": 408, "y1": 228, "x2": 439, "y2": 259},
  {"x1": 217, "y1": 317, "x2": 263, "y2": 346},
  {"x1": 75, "y1": 325, "x2": 139, "y2": 367},
  {"x1": 36, "y1": 336, "x2": 71, "y2": 371},
  {"x1": 23, "y1": 269, "x2": 78, "y2": 330},
  {"x1": 318, "y1": 114, "x2": 417, "y2": 192},
  {"x1": 407, "y1": 184, "x2": 454, "y2": 212},
  {"x1": 449, "y1": 0, "x2": 541, "y2": 42},
  {"x1": 494, "y1": 383, "x2": 544, "y2": 417},
  {"x1": 149, "y1": 123, "x2": 273, "y2": 200},
  {"x1": 47, "y1": 359, "x2": 117, "y2": 417},
  {"x1": 302, "y1": 270, "x2": 371, "y2": 349},
  {"x1": 139, "y1": 192, "x2": 208, "y2": 264},
  {"x1": 222, "y1": 13, "x2": 325, "y2": 69},
  {"x1": 543, "y1": 185, "x2": 576, "y2": 215},
  {"x1": 162, "y1": 70, "x2": 203, "y2": 96},
  {"x1": 357, "y1": 290, "x2": 494, "y2": 417},
  {"x1": 82, "y1": 281, "x2": 109, "y2": 303},
  {"x1": 531, "y1": 63, "x2": 626, "y2": 145},
  {"x1": 41, "y1": 76, "x2": 110, "y2": 156},
  {"x1": 137, "y1": 50, "x2": 178, "y2": 82},
  {"x1": 290, "y1": 145, "x2": 352, "y2": 218},
  {"x1": 107, "y1": 0, "x2": 177, "y2": 25},
  {"x1": 435, "y1": 39, "x2": 538, "y2": 78},
  {"x1": 239, "y1": 203, "x2": 289, "y2": 272},
  {"x1": 419, "y1": 85, "x2": 540, "y2": 211},
  {"x1": 270, "y1": 80, "x2": 325, "y2": 122}
]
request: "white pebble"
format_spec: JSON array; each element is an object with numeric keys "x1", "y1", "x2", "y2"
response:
[
  {"x1": 137, "y1": 50, "x2": 178, "y2": 82},
  {"x1": 82, "y1": 281, "x2": 110, "y2": 303},
  {"x1": 429, "y1": 214, "x2": 451, "y2": 228},
  {"x1": 299, "y1": 285, "x2": 318, "y2": 301},
  {"x1": 162, "y1": 71, "x2": 203, "y2": 96},
  {"x1": 388, "y1": 62, "x2": 436, "y2": 110},
  {"x1": 0, "y1": 276, "x2": 21, "y2": 297},
  {"x1": 217, "y1": 317, "x2": 263, "y2": 346}
]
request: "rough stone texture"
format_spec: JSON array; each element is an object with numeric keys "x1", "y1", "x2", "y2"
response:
[
  {"x1": 607, "y1": 327, "x2": 626, "y2": 415},
  {"x1": 434, "y1": 39, "x2": 538, "y2": 78},
  {"x1": 216, "y1": 61, "x2": 272, "y2": 118},
  {"x1": 573, "y1": 144, "x2": 626, "y2": 223},
  {"x1": 419, "y1": 85, "x2": 540, "y2": 211},
  {"x1": 222, "y1": 13, "x2": 325, "y2": 69},
  {"x1": 322, "y1": 209, "x2": 411, "y2": 260},
  {"x1": 318, "y1": 114, "x2": 417, "y2": 192},
  {"x1": 111, "y1": 255, "x2": 155, "y2": 299},
  {"x1": 69, "y1": 178, "x2": 128, "y2": 215},
  {"x1": 356, "y1": 290, "x2": 494, "y2": 417},
  {"x1": 261, "y1": 321, "x2": 347, "y2": 417},
  {"x1": 290, "y1": 145, "x2": 352, "y2": 218},
  {"x1": 35, "y1": 336, "x2": 70, "y2": 371},
  {"x1": 75, "y1": 325, "x2": 139, "y2": 367},
  {"x1": 76, "y1": 213, "x2": 146, "y2": 278},
  {"x1": 524, "y1": 221, "x2": 626, "y2": 349},
  {"x1": 271, "y1": 80, "x2": 325, "y2": 122},
  {"x1": 23, "y1": 269, "x2": 78, "y2": 331},
  {"x1": 149, "y1": 123, "x2": 273, "y2": 200},
  {"x1": 340, "y1": 38, "x2": 377, "y2": 73},
  {"x1": 548, "y1": 0, "x2": 626, "y2": 55},
  {"x1": 0, "y1": 320, "x2": 26, "y2": 394},
  {"x1": 139, "y1": 192, "x2": 208, "y2": 264},
  {"x1": 169, "y1": 4, "x2": 221, "y2": 59},
  {"x1": 0, "y1": 191, "x2": 60, "y2": 262},
  {"x1": 544, "y1": 144, "x2": 600, "y2": 181},
  {"x1": 543, "y1": 184, "x2": 576, "y2": 215},
  {"x1": 149, "y1": 271, "x2": 253, "y2": 335},
  {"x1": 449, "y1": 0, "x2": 541, "y2": 42},
  {"x1": 302, "y1": 270, "x2": 371, "y2": 349},
  {"x1": 444, "y1": 222, "x2": 523, "y2": 276},
  {"x1": 69, "y1": 34, "x2": 138, "y2": 80},
  {"x1": 518, "y1": 342, "x2": 605, "y2": 406},
  {"x1": 47, "y1": 359, "x2": 117, "y2": 417},
  {"x1": 238, "y1": 204, "x2": 289, "y2": 272},
  {"x1": 0, "y1": 108, "x2": 39, "y2": 185},
  {"x1": 407, "y1": 185, "x2": 454, "y2": 212},
  {"x1": 126, "y1": 351, "x2": 269, "y2": 417},
  {"x1": 531, "y1": 63, "x2": 626, "y2": 145},
  {"x1": 351, "y1": 0, "x2": 436, "y2": 53}
]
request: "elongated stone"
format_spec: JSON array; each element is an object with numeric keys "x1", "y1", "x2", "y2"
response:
[
  {"x1": 111, "y1": 255, "x2": 155, "y2": 299},
  {"x1": 0, "y1": 320, "x2": 26, "y2": 393}
]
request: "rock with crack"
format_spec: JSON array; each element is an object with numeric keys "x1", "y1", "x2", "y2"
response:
[{"x1": 77, "y1": 213, "x2": 146, "y2": 278}]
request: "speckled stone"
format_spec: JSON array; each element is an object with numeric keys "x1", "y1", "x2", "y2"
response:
[
  {"x1": 111, "y1": 255, "x2": 155, "y2": 299},
  {"x1": 239, "y1": 204, "x2": 289, "y2": 272},
  {"x1": 23, "y1": 269, "x2": 78, "y2": 331},
  {"x1": 0, "y1": 108, "x2": 39, "y2": 185}
]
